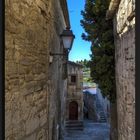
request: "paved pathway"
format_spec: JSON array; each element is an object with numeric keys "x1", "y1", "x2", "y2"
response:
[{"x1": 64, "y1": 120, "x2": 110, "y2": 140}]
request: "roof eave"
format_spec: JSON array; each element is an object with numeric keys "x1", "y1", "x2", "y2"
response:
[
  {"x1": 68, "y1": 61, "x2": 83, "y2": 68},
  {"x1": 60, "y1": 0, "x2": 71, "y2": 28}
]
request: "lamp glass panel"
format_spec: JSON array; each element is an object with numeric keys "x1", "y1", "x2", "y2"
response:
[{"x1": 62, "y1": 36, "x2": 73, "y2": 49}]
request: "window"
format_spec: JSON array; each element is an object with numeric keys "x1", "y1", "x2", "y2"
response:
[{"x1": 71, "y1": 75, "x2": 76, "y2": 83}]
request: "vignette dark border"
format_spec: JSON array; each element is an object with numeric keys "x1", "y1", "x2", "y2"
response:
[
  {"x1": 136, "y1": 0, "x2": 140, "y2": 139},
  {"x1": 0, "y1": 0, "x2": 5, "y2": 139}
]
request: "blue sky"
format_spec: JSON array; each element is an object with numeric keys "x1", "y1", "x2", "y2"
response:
[{"x1": 67, "y1": 0, "x2": 92, "y2": 62}]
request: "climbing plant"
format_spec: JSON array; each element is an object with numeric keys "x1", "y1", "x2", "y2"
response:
[{"x1": 81, "y1": 0, "x2": 116, "y2": 102}]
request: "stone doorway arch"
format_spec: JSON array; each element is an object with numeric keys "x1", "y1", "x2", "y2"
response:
[{"x1": 69, "y1": 101, "x2": 78, "y2": 120}]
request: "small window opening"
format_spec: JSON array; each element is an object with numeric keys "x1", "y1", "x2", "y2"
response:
[{"x1": 71, "y1": 75, "x2": 76, "y2": 83}]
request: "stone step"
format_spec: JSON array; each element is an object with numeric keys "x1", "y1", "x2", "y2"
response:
[
  {"x1": 99, "y1": 118, "x2": 107, "y2": 122},
  {"x1": 100, "y1": 120, "x2": 107, "y2": 122},
  {"x1": 65, "y1": 123, "x2": 83, "y2": 127},
  {"x1": 100, "y1": 119, "x2": 107, "y2": 121},
  {"x1": 65, "y1": 120, "x2": 83, "y2": 125},
  {"x1": 65, "y1": 127, "x2": 84, "y2": 131},
  {"x1": 95, "y1": 95, "x2": 107, "y2": 123},
  {"x1": 100, "y1": 115, "x2": 106, "y2": 117},
  {"x1": 98, "y1": 112, "x2": 106, "y2": 115},
  {"x1": 65, "y1": 120, "x2": 84, "y2": 131},
  {"x1": 96, "y1": 106, "x2": 103, "y2": 109},
  {"x1": 100, "y1": 116, "x2": 106, "y2": 119},
  {"x1": 99, "y1": 115, "x2": 106, "y2": 117},
  {"x1": 100, "y1": 117, "x2": 107, "y2": 120},
  {"x1": 99, "y1": 111, "x2": 105, "y2": 113},
  {"x1": 100, "y1": 118, "x2": 106, "y2": 120}
]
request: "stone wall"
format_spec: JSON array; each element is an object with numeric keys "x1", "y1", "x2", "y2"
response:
[
  {"x1": 107, "y1": 0, "x2": 135, "y2": 140},
  {"x1": 114, "y1": 27, "x2": 135, "y2": 140},
  {"x1": 83, "y1": 92, "x2": 97, "y2": 121},
  {"x1": 5, "y1": 0, "x2": 68, "y2": 139},
  {"x1": 114, "y1": 1, "x2": 135, "y2": 140}
]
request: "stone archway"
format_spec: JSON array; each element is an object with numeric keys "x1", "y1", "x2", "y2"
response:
[{"x1": 69, "y1": 101, "x2": 78, "y2": 120}]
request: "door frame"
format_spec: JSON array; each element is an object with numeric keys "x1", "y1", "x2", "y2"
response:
[{"x1": 69, "y1": 101, "x2": 78, "y2": 120}]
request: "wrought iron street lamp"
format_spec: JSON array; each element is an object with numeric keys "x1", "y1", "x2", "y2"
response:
[
  {"x1": 50, "y1": 27, "x2": 75, "y2": 56},
  {"x1": 49, "y1": 27, "x2": 75, "y2": 79},
  {"x1": 60, "y1": 27, "x2": 75, "y2": 51}
]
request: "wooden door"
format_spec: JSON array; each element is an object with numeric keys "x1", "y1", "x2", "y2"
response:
[{"x1": 69, "y1": 101, "x2": 78, "y2": 120}]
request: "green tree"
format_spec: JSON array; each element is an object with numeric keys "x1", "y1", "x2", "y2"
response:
[
  {"x1": 81, "y1": 0, "x2": 116, "y2": 103},
  {"x1": 76, "y1": 59, "x2": 90, "y2": 68}
]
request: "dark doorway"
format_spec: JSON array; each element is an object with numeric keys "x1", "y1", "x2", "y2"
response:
[{"x1": 69, "y1": 101, "x2": 78, "y2": 120}]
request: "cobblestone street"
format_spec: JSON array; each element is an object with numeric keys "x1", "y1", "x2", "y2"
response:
[{"x1": 64, "y1": 120, "x2": 110, "y2": 140}]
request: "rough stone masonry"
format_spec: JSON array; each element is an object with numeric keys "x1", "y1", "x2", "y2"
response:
[
  {"x1": 5, "y1": 0, "x2": 70, "y2": 140},
  {"x1": 106, "y1": 0, "x2": 135, "y2": 140}
]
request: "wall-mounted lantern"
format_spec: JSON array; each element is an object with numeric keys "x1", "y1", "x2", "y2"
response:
[
  {"x1": 49, "y1": 27, "x2": 75, "y2": 79},
  {"x1": 49, "y1": 27, "x2": 75, "y2": 63},
  {"x1": 60, "y1": 27, "x2": 75, "y2": 51}
]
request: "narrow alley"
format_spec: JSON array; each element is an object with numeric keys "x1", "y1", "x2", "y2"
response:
[
  {"x1": 64, "y1": 120, "x2": 110, "y2": 140},
  {"x1": 5, "y1": 0, "x2": 135, "y2": 139}
]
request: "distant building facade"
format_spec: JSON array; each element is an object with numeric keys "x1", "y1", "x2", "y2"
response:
[{"x1": 65, "y1": 61, "x2": 83, "y2": 121}]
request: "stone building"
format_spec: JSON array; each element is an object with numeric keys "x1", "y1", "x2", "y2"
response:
[
  {"x1": 5, "y1": 0, "x2": 72, "y2": 140},
  {"x1": 65, "y1": 61, "x2": 83, "y2": 122},
  {"x1": 106, "y1": 0, "x2": 135, "y2": 140}
]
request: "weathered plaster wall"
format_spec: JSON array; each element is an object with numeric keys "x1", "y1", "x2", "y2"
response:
[
  {"x1": 113, "y1": 0, "x2": 135, "y2": 139},
  {"x1": 5, "y1": 0, "x2": 67, "y2": 139}
]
